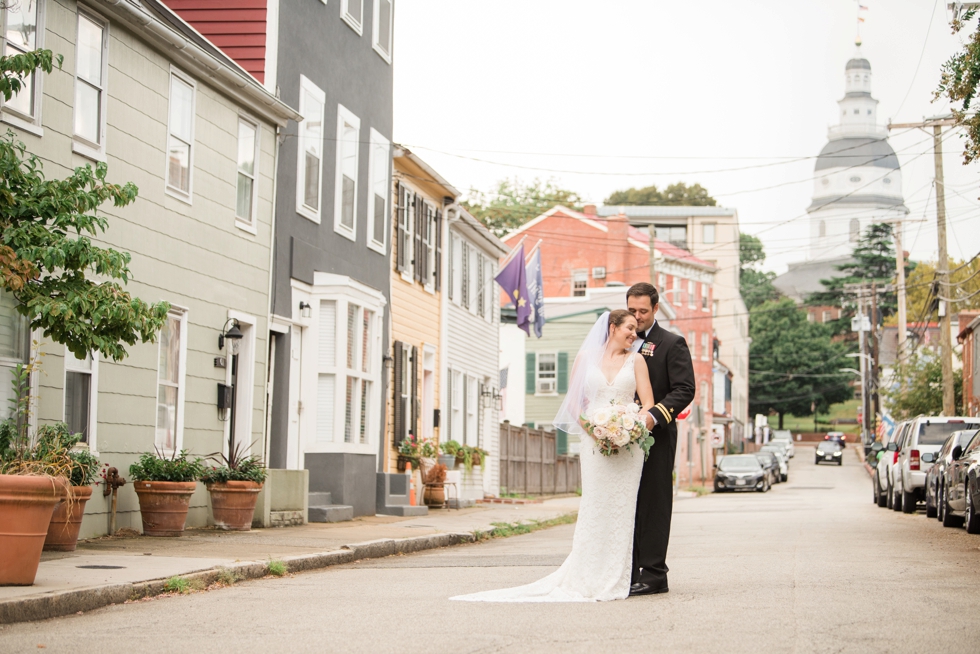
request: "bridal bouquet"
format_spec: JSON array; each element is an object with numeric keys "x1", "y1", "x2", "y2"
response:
[{"x1": 581, "y1": 402, "x2": 655, "y2": 460}]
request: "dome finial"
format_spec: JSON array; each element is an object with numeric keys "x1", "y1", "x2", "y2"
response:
[{"x1": 855, "y1": 2, "x2": 868, "y2": 47}]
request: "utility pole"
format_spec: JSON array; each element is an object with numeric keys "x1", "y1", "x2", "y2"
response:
[
  {"x1": 893, "y1": 221, "x2": 907, "y2": 361},
  {"x1": 888, "y1": 116, "x2": 958, "y2": 415},
  {"x1": 857, "y1": 292, "x2": 868, "y2": 444},
  {"x1": 871, "y1": 282, "x2": 880, "y2": 439}
]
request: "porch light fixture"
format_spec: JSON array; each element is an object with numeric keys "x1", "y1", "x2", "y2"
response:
[
  {"x1": 481, "y1": 385, "x2": 502, "y2": 409},
  {"x1": 219, "y1": 319, "x2": 244, "y2": 356},
  {"x1": 299, "y1": 301, "x2": 312, "y2": 319},
  {"x1": 382, "y1": 353, "x2": 394, "y2": 369}
]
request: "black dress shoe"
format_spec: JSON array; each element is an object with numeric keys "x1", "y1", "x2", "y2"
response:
[{"x1": 629, "y1": 582, "x2": 669, "y2": 596}]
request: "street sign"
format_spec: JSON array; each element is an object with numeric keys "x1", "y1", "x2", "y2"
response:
[{"x1": 851, "y1": 316, "x2": 871, "y2": 332}]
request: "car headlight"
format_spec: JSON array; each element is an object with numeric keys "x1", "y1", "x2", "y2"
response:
[{"x1": 833, "y1": 452, "x2": 841, "y2": 456}]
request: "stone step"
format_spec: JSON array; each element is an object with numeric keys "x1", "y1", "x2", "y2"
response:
[
  {"x1": 308, "y1": 492, "x2": 333, "y2": 506},
  {"x1": 376, "y1": 505, "x2": 429, "y2": 517},
  {"x1": 308, "y1": 504, "x2": 353, "y2": 523}
]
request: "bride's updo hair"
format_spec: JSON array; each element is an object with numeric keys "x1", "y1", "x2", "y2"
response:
[{"x1": 607, "y1": 309, "x2": 634, "y2": 338}]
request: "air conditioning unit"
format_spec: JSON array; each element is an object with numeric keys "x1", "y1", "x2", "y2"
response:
[{"x1": 592, "y1": 267, "x2": 606, "y2": 280}]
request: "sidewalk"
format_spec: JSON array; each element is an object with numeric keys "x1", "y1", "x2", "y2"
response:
[{"x1": 0, "y1": 496, "x2": 580, "y2": 624}]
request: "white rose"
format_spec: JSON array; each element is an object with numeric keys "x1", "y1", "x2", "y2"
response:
[
  {"x1": 592, "y1": 426, "x2": 607, "y2": 441},
  {"x1": 622, "y1": 416, "x2": 636, "y2": 431},
  {"x1": 611, "y1": 429, "x2": 631, "y2": 447},
  {"x1": 626, "y1": 403, "x2": 640, "y2": 415},
  {"x1": 591, "y1": 408, "x2": 613, "y2": 426}
]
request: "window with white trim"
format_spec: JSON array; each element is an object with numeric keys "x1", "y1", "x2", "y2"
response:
[
  {"x1": 236, "y1": 118, "x2": 258, "y2": 226},
  {"x1": 0, "y1": 290, "x2": 28, "y2": 419},
  {"x1": 372, "y1": 0, "x2": 393, "y2": 62},
  {"x1": 460, "y1": 240, "x2": 470, "y2": 309},
  {"x1": 688, "y1": 331, "x2": 696, "y2": 358},
  {"x1": 65, "y1": 350, "x2": 97, "y2": 447},
  {"x1": 657, "y1": 272, "x2": 665, "y2": 289},
  {"x1": 701, "y1": 333, "x2": 709, "y2": 361},
  {"x1": 449, "y1": 233, "x2": 461, "y2": 304},
  {"x1": 466, "y1": 375, "x2": 478, "y2": 446},
  {"x1": 450, "y1": 369, "x2": 463, "y2": 441},
  {"x1": 341, "y1": 0, "x2": 364, "y2": 34},
  {"x1": 422, "y1": 202, "x2": 435, "y2": 290},
  {"x1": 484, "y1": 257, "x2": 495, "y2": 323},
  {"x1": 334, "y1": 104, "x2": 360, "y2": 240},
  {"x1": 536, "y1": 352, "x2": 556, "y2": 394},
  {"x1": 688, "y1": 280, "x2": 696, "y2": 308},
  {"x1": 166, "y1": 71, "x2": 196, "y2": 199},
  {"x1": 476, "y1": 252, "x2": 486, "y2": 318},
  {"x1": 1, "y1": 0, "x2": 43, "y2": 127},
  {"x1": 572, "y1": 270, "x2": 587, "y2": 297},
  {"x1": 366, "y1": 128, "x2": 390, "y2": 253},
  {"x1": 296, "y1": 76, "x2": 325, "y2": 222},
  {"x1": 155, "y1": 311, "x2": 186, "y2": 452},
  {"x1": 73, "y1": 10, "x2": 108, "y2": 158},
  {"x1": 702, "y1": 285, "x2": 710, "y2": 311}
]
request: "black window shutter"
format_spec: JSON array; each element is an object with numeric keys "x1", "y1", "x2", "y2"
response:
[
  {"x1": 410, "y1": 345, "x2": 419, "y2": 438},
  {"x1": 393, "y1": 340, "x2": 404, "y2": 443},
  {"x1": 396, "y1": 183, "x2": 406, "y2": 273},
  {"x1": 413, "y1": 196, "x2": 423, "y2": 283},
  {"x1": 434, "y1": 209, "x2": 443, "y2": 291}
]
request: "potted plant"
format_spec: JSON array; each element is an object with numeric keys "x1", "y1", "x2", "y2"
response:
[
  {"x1": 201, "y1": 443, "x2": 267, "y2": 531},
  {"x1": 459, "y1": 445, "x2": 490, "y2": 473},
  {"x1": 397, "y1": 434, "x2": 437, "y2": 471},
  {"x1": 129, "y1": 449, "x2": 204, "y2": 537},
  {"x1": 422, "y1": 462, "x2": 447, "y2": 506},
  {"x1": 44, "y1": 428, "x2": 99, "y2": 552},
  {"x1": 439, "y1": 439, "x2": 461, "y2": 469}
]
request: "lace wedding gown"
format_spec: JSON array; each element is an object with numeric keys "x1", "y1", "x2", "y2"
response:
[{"x1": 451, "y1": 354, "x2": 645, "y2": 603}]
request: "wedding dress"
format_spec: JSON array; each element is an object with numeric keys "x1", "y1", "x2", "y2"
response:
[{"x1": 451, "y1": 353, "x2": 644, "y2": 603}]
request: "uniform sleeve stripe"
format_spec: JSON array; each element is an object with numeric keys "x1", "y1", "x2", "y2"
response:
[{"x1": 655, "y1": 404, "x2": 672, "y2": 424}]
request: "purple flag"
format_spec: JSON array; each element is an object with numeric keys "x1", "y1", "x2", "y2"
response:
[{"x1": 496, "y1": 244, "x2": 532, "y2": 335}]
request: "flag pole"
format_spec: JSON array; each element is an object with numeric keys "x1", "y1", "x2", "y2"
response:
[
  {"x1": 524, "y1": 239, "x2": 543, "y2": 263},
  {"x1": 499, "y1": 235, "x2": 527, "y2": 268}
]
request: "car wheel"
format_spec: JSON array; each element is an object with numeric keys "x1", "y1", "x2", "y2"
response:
[
  {"x1": 892, "y1": 486, "x2": 903, "y2": 511},
  {"x1": 887, "y1": 481, "x2": 894, "y2": 509},
  {"x1": 781, "y1": 474, "x2": 788, "y2": 482},
  {"x1": 877, "y1": 475, "x2": 888, "y2": 507},
  {"x1": 938, "y1": 485, "x2": 946, "y2": 522},
  {"x1": 815, "y1": 458, "x2": 819, "y2": 465},
  {"x1": 837, "y1": 460, "x2": 842, "y2": 466},
  {"x1": 942, "y1": 486, "x2": 964, "y2": 528},
  {"x1": 966, "y1": 486, "x2": 980, "y2": 534},
  {"x1": 926, "y1": 491, "x2": 937, "y2": 518},
  {"x1": 902, "y1": 489, "x2": 915, "y2": 514}
]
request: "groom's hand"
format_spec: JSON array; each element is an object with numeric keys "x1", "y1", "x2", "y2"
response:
[{"x1": 644, "y1": 412, "x2": 655, "y2": 430}]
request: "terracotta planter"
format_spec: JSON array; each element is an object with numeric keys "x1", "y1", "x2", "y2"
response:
[
  {"x1": 0, "y1": 474, "x2": 64, "y2": 586},
  {"x1": 207, "y1": 481, "x2": 262, "y2": 531},
  {"x1": 134, "y1": 480, "x2": 197, "y2": 537},
  {"x1": 423, "y1": 484, "x2": 446, "y2": 507},
  {"x1": 44, "y1": 484, "x2": 94, "y2": 552}
]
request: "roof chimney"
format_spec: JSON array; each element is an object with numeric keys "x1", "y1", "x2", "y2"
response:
[{"x1": 583, "y1": 204, "x2": 597, "y2": 216}]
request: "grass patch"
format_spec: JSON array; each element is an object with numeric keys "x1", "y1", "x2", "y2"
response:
[
  {"x1": 472, "y1": 513, "x2": 577, "y2": 541},
  {"x1": 267, "y1": 559, "x2": 288, "y2": 577},
  {"x1": 163, "y1": 576, "x2": 194, "y2": 594},
  {"x1": 683, "y1": 485, "x2": 712, "y2": 497},
  {"x1": 778, "y1": 399, "x2": 860, "y2": 435},
  {"x1": 215, "y1": 567, "x2": 239, "y2": 586}
]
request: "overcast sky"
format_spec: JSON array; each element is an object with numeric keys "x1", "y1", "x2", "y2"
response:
[{"x1": 392, "y1": 0, "x2": 980, "y2": 274}]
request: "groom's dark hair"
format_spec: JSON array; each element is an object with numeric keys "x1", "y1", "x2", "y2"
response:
[{"x1": 626, "y1": 282, "x2": 659, "y2": 306}]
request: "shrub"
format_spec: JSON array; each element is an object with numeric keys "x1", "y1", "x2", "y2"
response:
[{"x1": 129, "y1": 449, "x2": 204, "y2": 483}]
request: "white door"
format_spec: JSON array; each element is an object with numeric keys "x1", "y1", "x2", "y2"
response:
[{"x1": 287, "y1": 325, "x2": 303, "y2": 470}]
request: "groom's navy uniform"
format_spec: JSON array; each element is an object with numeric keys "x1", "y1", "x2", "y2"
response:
[{"x1": 633, "y1": 321, "x2": 695, "y2": 592}]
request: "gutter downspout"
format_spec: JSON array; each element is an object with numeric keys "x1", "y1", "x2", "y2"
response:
[{"x1": 262, "y1": 123, "x2": 282, "y2": 466}]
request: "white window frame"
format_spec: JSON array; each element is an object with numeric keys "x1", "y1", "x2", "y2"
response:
[
  {"x1": 63, "y1": 348, "x2": 100, "y2": 454},
  {"x1": 460, "y1": 240, "x2": 470, "y2": 309},
  {"x1": 235, "y1": 115, "x2": 260, "y2": 233},
  {"x1": 164, "y1": 67, "x2": 196, "y2": 204},
  {"x1": 476, "y1": 252, "x2": 486, "y2": 318},
  {"x1": 450, "y1": 369, "x2": 463, "y2": 441},
  {"x1": 366, "y1": 128, "x2": 390, "y2": 254},
  {"x1": 688, "y1": 280, "x2": 696, "y2": 308},
  {"x1": 423, "y1": 202, "x2": 436, "y2": 293},
  {"x1": 1, "y1": 0, "x2": 45, "y2": 135},
  {"x1": 72, "y1": 8, "x2": 109, "y2": 161},
  {"x1": 154, "y1": 309, "x2": 188, "y2": 454},
  {"x1": 536, "y1": 351, "x2": 557, "y2": 395},
  {"x1": 484, "y1": 257, "x2": 495, "y2": 323},
  {"x1": 296, "y1": 75, "x2": 325, "y2": 223},
  {"x1": 688, "y1": 331, "x2": 696, "y2": 358},
  {"x1": 572, "y1": 270, "x2": 587, "y2": 297},
  {"x1": 397, "y1": 182, "x2": 416, "y2": 283},
  {"x1": 334, "y1": 103, "x2": 360, "y2": 242},
  {"x1": 702, "y1": 285, "x2": 711, "y2": 312},
  {"x1": 449, "y1": 232, "x2": 461, "y2": 305},
  {"x1": 341, "y1": 0, "x2": 364, "y2": 35},
  {"x1": 372, "y1": 0, "x2": 393, "y2": 63},
  {"x1": 701, "y1": 332, "x2": 709, "y2": 361},
  {"x1": 465, "y1": 374, "x2": 478, "y2": 446}
]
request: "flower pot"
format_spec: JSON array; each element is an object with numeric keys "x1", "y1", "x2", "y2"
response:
[
  {"x1": 134, "y1": 480, "x2": 197, "y2": 537},
  {"x1": 396, "y1": 455, "x2": 416, "y2": 472},
  {"x1": 0, "y1": 474, "x2": 64, "y2": 585},
  {"x1": 44, "y1": 484, "x2": 94, "y2": 552},
  {"x1": 438, "y1": 454, "x2": 457, "y2": 470},
  {"x1": 423, "y1": 484, "x2": 446, "y2": 507},
  {"x1": 207, "y1": 481, "x2": 262, "y2": 531}
]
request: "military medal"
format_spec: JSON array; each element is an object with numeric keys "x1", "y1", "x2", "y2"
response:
[{"x1": 640, "y1": 342, "x2": 656, "y2": 357}]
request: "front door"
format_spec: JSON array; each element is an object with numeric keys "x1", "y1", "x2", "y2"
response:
[{"x1": 287, "y1": 325, "x2": 303, "y2": 470}]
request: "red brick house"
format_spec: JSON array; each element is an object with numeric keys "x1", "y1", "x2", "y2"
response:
[
  {"x1": 502, "y1": 205, "x2": 719, "y2": 485},
  {"x1": 957, "y1": 312, "x2": 980, "y2": 417}
]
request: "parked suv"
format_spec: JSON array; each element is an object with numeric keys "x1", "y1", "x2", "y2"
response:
[
  {"x1": 896, "y1": 417, "x2": 980, "y2": 513},
  {"x1": 874, "y1": 422, "x2": 907, "y2": 509},
  {"x1": 940, "y1": 429, "x2": 980, "y2": 531},
  {"x1": 926, "y1": 430, "x2": 976, "y2": 518},
  {"x1": 771, "y1": 430, "x2": 795, "y2": 458}
]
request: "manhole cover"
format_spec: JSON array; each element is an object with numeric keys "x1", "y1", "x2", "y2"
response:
[{"x1": 76, "y1": 565, "x2": 125, "y2": 570}]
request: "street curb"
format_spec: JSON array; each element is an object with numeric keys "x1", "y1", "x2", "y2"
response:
[{"x1": 0, "y1": 530, "x2": 488, "y2": 624}]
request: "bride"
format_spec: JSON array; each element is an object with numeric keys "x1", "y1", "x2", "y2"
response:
[{"x1": 452, "y1": 309, "x2": 655, "y2": 602}]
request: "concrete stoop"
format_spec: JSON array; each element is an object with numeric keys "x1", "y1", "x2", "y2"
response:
[{"x1": 307, "y1": 492, "x2": 354, "y2": 523}]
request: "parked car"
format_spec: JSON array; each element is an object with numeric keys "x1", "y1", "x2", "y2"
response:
[
  {"x1": 896, "y1": 417, "x2": 980, "y2": 514},
  {"x1": 874, "y1": 422, "x2": 908, "y2": 509},
  {"x1": 825, "y1": 431, "x2": 847, "y2": 448},
  {"x1": 771, "y1": 430, "x2": 796, "y2": 458},
  {"x1": 754, "y1": 451, "x2": 781, "y2": 486},
  {"x1": 939, "y1": 429, "x2": 980, "y2": 530},
  {"x1": 815, "y1": 440, "x2": 843, "y2": 465},
  {"x1": 925, "y1": 430, "x2": 976, "y2": 519},
  {"x1": 760, "y1": 444, "x2": 789, "y2": 482},
  {"x1": 714, "y1": 455, "x2": 770, "y2": 493}
]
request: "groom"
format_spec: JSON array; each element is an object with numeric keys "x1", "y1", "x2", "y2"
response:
[{"x1": 626, "y1": 282, "x2": 695, "y2": 596}]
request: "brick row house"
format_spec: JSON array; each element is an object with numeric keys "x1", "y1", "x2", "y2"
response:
[{"x1": 958, "y1": 312, "x2": 980, "y2": 417}]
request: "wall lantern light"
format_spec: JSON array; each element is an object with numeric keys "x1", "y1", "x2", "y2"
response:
[
  {"x1": 218, "y1": 319, "x2": 244, "y2": 356},
  {"x1": 299, "y1": 301, "x2": 312, "y2": 319}
]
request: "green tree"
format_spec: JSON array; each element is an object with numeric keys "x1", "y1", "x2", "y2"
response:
[
  {"x1": 888, "y1": 257, "x2": 980, "y2": 326},
  {"x1": 885, "y1": 351, "x2": 963, "y2": 418},
  {"x1": 604, "y1": 182, "x2": 716, "y2": 207},
  {"x1": 748, "y1": 299, "x2": 854, "y2": 429},
  {"x1": 936, "y1": 7, "x2": 980, "y2": 164},
  {"x1": 464, "y1": 178, "x2": 583, "y2": 237},
  {"x1": 739, "y1": 233, "x2": 779, "y2": 309},
  {"x1": 1, "y1": 48, "x2": 169, "y2": 361},
  {"x1": 806, "y1": 223, "x2": 907, "y2": 335}
]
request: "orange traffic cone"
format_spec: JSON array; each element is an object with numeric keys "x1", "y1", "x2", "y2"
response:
[{"x1": 406, "y1": 462, "x2": 416, "y2": 506}]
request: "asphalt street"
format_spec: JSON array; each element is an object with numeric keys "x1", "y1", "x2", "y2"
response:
[{"x1": 2, "y1": 445, "x2": 979, "y2": 653}]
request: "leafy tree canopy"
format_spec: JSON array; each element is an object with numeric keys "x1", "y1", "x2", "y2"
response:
[
  {"x1": 464, "y1": 178, "x2": 583, "y2": 238},
  {"x1": 936, "y1": 7, "x2": 980, "y2": 164},
  {"x1": 885, "y1": 351, "x2": 963, "y2": 419},
  {"x1": 748, "y1": 299, "x2": 854, "y2": 428},
  {"x1": 1, "y1": 48, "x2": 169, "y2": 361},
  {"x1": 739, "y1": 233, "x2": 779, "y2": 309},
  {"x1": 604, "y1": 182, "x2": 716, "y2": 207},
  {"x1": 887, "y1": 257, "x2": 980, "y2": 326}
]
